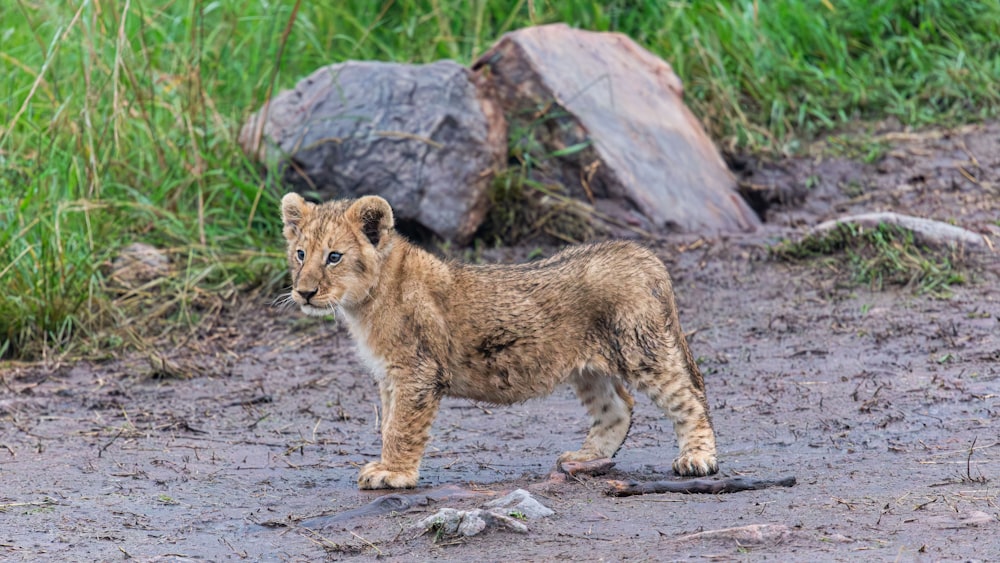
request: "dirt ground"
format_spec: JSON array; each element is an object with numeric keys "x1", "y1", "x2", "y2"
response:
[{"x1": 2, "y1": 124, "x2": 999, "y2": 562}]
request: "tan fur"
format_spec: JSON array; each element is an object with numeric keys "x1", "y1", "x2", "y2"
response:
[{"x1": 280, "y1": 193, "x2": 719, "y2": 489}]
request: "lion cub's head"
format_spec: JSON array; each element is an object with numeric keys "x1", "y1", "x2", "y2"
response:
[{"x1": 280, "y1": 193, "x2": 394, "y2": 316}]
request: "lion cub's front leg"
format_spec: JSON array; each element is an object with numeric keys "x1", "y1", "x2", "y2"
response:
[{"x1": 358, "y1": 376, "x2": 440, "y2": 490}]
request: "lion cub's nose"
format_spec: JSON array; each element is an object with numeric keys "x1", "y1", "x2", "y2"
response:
[{"x1": 296, "y1": 288, "x2": 318, "y2": 302}]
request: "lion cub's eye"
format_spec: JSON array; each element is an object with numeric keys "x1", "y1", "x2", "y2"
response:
[
  {"x1": 295, "y1": 249, "x2": 305, "y2": 262},
  {"x1": 326, "y1": 251, "x2": 343, "y2": 265}
]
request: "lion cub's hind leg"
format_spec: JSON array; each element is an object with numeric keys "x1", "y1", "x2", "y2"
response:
[
  {"x1": 558, "y1": 369, "x2": 635, "y2": 464},
  {"x1": 634, "y1": 344, "x2": 719, "y2": 477}
]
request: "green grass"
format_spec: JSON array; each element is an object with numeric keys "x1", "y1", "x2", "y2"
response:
[
  {"x1": 2, "y1": 0, "x2": 999, "y2": 358},
  {"x1": 771, "y1": 222, "x2": 967, "y2": 296}
]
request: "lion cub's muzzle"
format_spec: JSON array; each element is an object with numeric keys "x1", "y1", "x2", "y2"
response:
[
  {"x1": 292, "y1": 290, "x2": 339, "y2": 317},
  {"x1": 295, "y1": 288, "x2": 318, "y2": 303}
]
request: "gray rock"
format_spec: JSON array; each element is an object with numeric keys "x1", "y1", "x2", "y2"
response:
[
  {"x1": 415, "y1": 508, "x2": 527, "y2": 537},
  {"x1": 483, "y1": 488, "x2": 555, "y2": 519},
  {"x1": 413, "y1": 490, "x2": 553, "y2": 538},
  {"x1": 240, "y1": 61, "x2": 506, "y2": 244},
  {"x1": 475, "y1": 24, "x2": 760, "y2": 235}
]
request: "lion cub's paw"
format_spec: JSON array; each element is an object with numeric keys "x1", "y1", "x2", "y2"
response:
[
  {"x1": 357, "y1": 462, "x2": 418, "y2": 490},
  {"x1": 672, "y1": 450, "x2": 719, "y2": 477},
  {"x1": 557, "y1": 448, "x2": 605, "y2": 465}
]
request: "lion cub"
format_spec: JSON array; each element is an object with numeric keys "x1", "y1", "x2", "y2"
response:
[{"x1": 281, "y1": 193, "x2": 718, "y2": 489}]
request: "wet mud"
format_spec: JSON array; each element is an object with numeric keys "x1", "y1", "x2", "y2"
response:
[{"x1": 2, "y1": 124, "x2": 999, "y2": 561}]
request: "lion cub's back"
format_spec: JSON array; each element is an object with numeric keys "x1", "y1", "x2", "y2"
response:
[
  {"x1": 491, "y1": 240, "x2": 670, "y2": 301},
  {"x1": 455, "y1": 240, "x2": 675, "y2": 334}
]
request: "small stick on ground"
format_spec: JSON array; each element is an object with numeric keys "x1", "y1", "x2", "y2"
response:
[
  {"x1": 967, "y1": 436, "x2": 977, "y2": 481},
  {"x1": 348, "y1": 530, "x2": 383, "y2": 556},
  {"x1": 98, "y1": 428, "x2": 125, "y2": 458},
  {"x1": 606, "y1": 475, "x2": 796, "y2": 497}
]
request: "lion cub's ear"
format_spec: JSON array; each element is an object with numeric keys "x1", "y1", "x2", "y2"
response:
[
  {"x1": 347, "y1": 196, "x2": 394, "y2": 248},
  {"x1": 280, "y1": 192, "x2": 312, "y2": 240}
]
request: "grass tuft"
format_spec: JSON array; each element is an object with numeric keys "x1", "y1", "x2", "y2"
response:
[
  {"x1": 2, "y1": 0, "x2": 998, "y2": 358},
  {"x1": 478, "y1": 104, "x2": 601, "y2": 245},
  {"x1": 771, "y1": 222, "x2": 967, "y2": 296}
]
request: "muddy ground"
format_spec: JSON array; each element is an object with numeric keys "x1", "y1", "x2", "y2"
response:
[{"x1": 3, "y1": 124, "x2": 999, "y2": 562}]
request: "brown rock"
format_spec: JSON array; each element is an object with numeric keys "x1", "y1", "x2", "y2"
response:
[
  {"x1": 240, "y1": 61, "x2": 506, "y2": 244},
  {"x1": 475, "y1": 24, "x2": 759, "y2": 234}
]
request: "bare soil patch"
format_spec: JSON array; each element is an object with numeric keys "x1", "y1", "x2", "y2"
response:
[{"x1": 2, "y1": 124, "x2": 998, "y2": 561}]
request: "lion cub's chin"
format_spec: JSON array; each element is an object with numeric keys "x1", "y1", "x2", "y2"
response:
[{"x1": 300, "y1": 304, "x2": 336, "y2": 317}]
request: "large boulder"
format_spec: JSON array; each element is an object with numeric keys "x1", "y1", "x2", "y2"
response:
[
  {"x1": 240, "y1": 61, "x2": 506, "y2": 244},
  {"x1": 474, "y1": 24, "x2": 759, "y2": 234}
]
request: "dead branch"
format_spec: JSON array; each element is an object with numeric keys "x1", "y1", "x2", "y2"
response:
[
  {"x1": 606, "y1": 475, "x2": 796, "y2": 497},
  {"x1": 811, "y1": 212, "x2": 989, "y2": 250}
]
